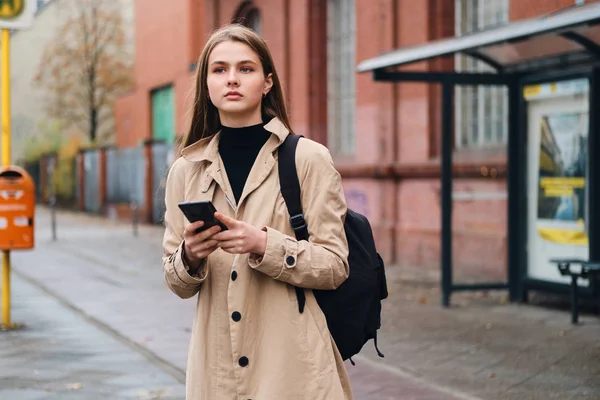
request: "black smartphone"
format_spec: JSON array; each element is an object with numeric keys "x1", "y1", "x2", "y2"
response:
[{"x1": 178, "y1": 200, "x2": 228, "y2": 232}]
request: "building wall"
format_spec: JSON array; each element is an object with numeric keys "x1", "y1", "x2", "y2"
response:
[
  {"x1": 115, "y1": 0, "x2": 206, "y2": 148},
  {"x1": 511, "y1": 0, "x2": 598, "y2": 20},
  {"x1": 115, "y1": 0, "x2": 597, "y2": 279},
  {"x1": 115, "y1": 0, "x2": 331, "y2": 147}
]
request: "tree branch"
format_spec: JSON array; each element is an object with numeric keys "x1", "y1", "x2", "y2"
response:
[{"x1": 34, "y1": 0, "x2": 133, "y2": 143}]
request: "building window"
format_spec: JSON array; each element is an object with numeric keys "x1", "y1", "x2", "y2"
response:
[
  {"x1": 455, "y1": 0, "x2": 509, "y2": 148},
  {"x1": 327, "y1": 0, "x2": 356, "y2": 155}
]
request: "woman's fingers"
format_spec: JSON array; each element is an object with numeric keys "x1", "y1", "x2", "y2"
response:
[
  {"x1": 211, "y1": 230, "x2": 237, "y2": 242},
  {"x1": 197, "y1": 225, "x2": 222, "y2": 241},
  {"x1": 214, "y1": 212, "x2": 239, "y2": 230},
  {"x1": 218, "y1": 239, "x2": 244, "y2": 253},
  {"x1": 184, "y1": 220, "x2": 204, "y2": 237},
  {"x1": 188, "y1": 239, "x2": 219, "y2": 259},
  {"x1": 189, "y1": 238, "x2": 218, "y2": 253},
  {"x1": 200, "y1": 239, "x2": 219, "y2": 250},
  {"x1": 185, "y1": 223, "x2": 221, "y2": 241},
  {"x1": 184, "y1": 224, "x2": 222, "y2": 261}
]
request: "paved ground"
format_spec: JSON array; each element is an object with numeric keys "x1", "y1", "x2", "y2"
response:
[
  {"x1": 0, "y1": 274, "x2": 185, "y2": 400},
  {"x1": 1, "y1": 206, "x2": 599, "y2": 399}
]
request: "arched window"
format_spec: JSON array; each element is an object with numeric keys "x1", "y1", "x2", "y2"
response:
[
  {"x1": 245, "y1": 8, "x2": 261, "y2": 34},
  {"x1": 233, "y1": 1, "x2": 261, "y2": 35}
]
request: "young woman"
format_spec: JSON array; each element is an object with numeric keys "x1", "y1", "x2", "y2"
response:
[{"x1": 162, "y1": 24, "x2": 353, "y2": 400}]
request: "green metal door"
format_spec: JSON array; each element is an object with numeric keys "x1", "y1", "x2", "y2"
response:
[{"x1": 151, "y1": 85, "x2": 175, "y2": 143}]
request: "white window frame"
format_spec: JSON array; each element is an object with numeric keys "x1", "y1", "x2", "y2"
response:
[
  {"x1": 327, "y1": 0, "x2": 356, "y2": 155},
  {"x1": 455, "y1": 0, "x2": 509, "y2": 149}
]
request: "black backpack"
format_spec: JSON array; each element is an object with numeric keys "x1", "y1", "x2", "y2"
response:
[{"x1": 278, "y1": 134, "x2": 389, "y2": 364}]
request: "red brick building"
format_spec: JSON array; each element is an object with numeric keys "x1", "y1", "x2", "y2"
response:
[{"x1": 114, "y1": 0, "x2": 598, "y2": 279}]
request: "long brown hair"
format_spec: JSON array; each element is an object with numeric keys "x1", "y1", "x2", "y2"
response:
[{"x1": 178, "y1": 24, "x2": 293, "y2": 155}]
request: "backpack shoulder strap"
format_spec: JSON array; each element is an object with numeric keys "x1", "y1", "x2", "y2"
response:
[
  {"x1": 278, "y1": 134, "x2": 309, "y2": 241},
  {"x1": 277, "y1": 134, "x2": 308, "y2": 314}
]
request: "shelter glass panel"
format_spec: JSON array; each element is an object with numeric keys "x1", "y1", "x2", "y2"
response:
[{"x1": 481, "y1": 34, "x2": 583, "y2": 65}]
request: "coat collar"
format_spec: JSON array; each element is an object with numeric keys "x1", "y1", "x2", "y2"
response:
[{"x1": 180, "y1": 117, "x2": 290, "y2": 163}]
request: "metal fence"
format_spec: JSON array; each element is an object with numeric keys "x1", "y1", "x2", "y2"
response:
[
  {"x1": 106, "y1": 147, "x2": 145, "y2": 207},
  {"x1": 24, "y1": 161, "x2": 42, "y2": 201},
  {"x1": 21, "y1": 143, "x2": 173, "y2": 222},
  {"x1": 83, "y1": 151, "x2": 101, "y2": 213},
  {"x1": 74, "y1": 157, "x2": 80, "y2": 207},
  {"x1": 151, "y1": 143, "x2": 174, "y2": 224}
]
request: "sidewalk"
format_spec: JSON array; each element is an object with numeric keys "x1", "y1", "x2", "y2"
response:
[
  {"x1": 1, "y1": 274, "x2": 185, "y2": 399},
  {"x1": 4, "y1": 206, "x2": 600, "y2": 399}
]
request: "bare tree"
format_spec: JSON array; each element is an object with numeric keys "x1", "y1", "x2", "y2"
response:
[{"x1": 35, "y1": 0, "x2": 133, "y2": 144}]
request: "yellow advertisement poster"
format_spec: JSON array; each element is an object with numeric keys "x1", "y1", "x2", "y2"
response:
[{"x1": 537, "y1": 111, "x2": 588, "y2": 245}]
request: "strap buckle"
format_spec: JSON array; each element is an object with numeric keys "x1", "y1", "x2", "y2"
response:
[{"x1": 289, "y1": 213, "x2": 307, "y2": 232}]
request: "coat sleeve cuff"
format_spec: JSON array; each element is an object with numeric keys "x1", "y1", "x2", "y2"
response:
[
  {"x1": 171, "y1": 242, "x2": 208, "y2": 284},
  {"x1": 248, "y1": 227, "x2": 298, "y2": 281}
]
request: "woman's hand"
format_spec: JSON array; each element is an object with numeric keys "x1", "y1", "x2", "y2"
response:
[
  {"x1": 212, "y1": 213, "x2": 268, "y2": 256},
  {"x1": 183, "y1": 221, "x2": 222, "y2": 270}
]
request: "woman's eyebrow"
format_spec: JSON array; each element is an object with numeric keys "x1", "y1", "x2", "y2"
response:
[{"x1": 210, "y1": 60, "x2": 258, "y2": 66}]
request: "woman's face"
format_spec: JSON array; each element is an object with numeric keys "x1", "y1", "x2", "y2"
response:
[{"x1": 206, "y1": 40, "x2": 273, "y2": 126}]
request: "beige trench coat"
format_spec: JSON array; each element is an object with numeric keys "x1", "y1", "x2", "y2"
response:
[{"x1": 162, "y1": 117, "x2": 353, "y2": 400}]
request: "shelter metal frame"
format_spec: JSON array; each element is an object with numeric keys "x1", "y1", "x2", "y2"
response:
[{"x1": 357, "y1": 4, "x2": 600, "y2": 306}]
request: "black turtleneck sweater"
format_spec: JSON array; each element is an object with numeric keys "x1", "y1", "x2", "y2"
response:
[{"x1": 218, "y1": 122, "x2": 271, "y2": 203}]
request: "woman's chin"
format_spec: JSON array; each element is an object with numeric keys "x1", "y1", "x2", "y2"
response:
[{"x1": 218, "y1": 102, "x2": 259, "y2": 115}]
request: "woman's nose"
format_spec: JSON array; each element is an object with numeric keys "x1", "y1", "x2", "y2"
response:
[{"x1": 227, "y1": 71, "x2": 239, "y2": 86}]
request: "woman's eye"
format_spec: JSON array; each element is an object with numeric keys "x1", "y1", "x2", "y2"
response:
[
  {"x1": 214, "y1": 68, "x2": 225, "y2": 73},
  {"x1": 241, "y1": 67, "x2": 253, "y2": 73}
]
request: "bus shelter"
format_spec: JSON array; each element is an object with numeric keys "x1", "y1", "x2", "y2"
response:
[{"x1": 357, "y1": 3, "x2": 600, "y2": 307}]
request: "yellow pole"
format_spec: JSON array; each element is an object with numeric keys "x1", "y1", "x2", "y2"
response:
[
  {"x1": 1, "y1": 30, "x2": 9, "y2": 166},
  {"x1": 1, "y1": 28, "x2": 12, "y2": 328},
  {"x1": 2, "y1": 251, "x2": 9, "y2": 327}
]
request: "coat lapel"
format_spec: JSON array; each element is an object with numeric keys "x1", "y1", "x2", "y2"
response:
[
  {"x1": 182, "y1": 133, "x2": 235, "y2": 208},
  {"x1": 181, "y1": 117, "x2": 292, "y2": 211},
  {"x1": 236, "y1": 118, "x2": 290, "y2": 208}
]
